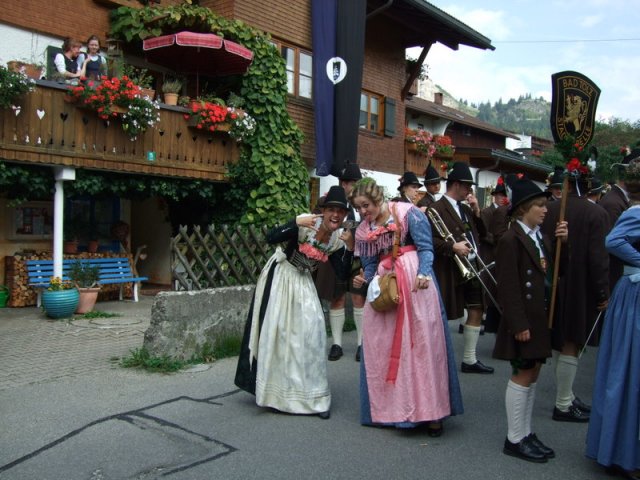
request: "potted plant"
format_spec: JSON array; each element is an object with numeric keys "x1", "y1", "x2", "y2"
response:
[
  {"x1": 7, "y1": 59, "x2": 45, "y2": 80},
  {"x1": 405, "y1": 127, "x2": 436, "y2": 156},
  {"x1": 121, "y1": 64, "x2": 155, "y2": 99},
  {"x1": 63, "y1": 215, "x2": 83, "y2": 254},
  {"x1": 0, "y1": 64, "x2": 35, "y2": 108},
  {"x1": 433, "y1": 134, "x2": 455, "y2": 158},
  {"x1": 42, "y1": 276, "x2": 79, "y2": 319},
  {"x1": 184, "y1": 99, "x2": 232, "y2": 132},
  {"x1": 69, "y1": 261, "x2": 101, "y2": 314},
  {"x1": 161, "y1": 77, "x2": 182, "y2": 106}
]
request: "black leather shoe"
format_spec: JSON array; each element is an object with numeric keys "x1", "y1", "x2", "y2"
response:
[
  {"x1": 355, "y1": 345, "x2": 361, "y2": 362},
  {"x1": 606, "y1": 464, "x2": 640, "y2": 480},
  {"x1": 526, "y1": 433, "x2": 555, "y2": 458},
  {"x1": 458, "y1": 324, "x2": 464, "y2": 334},
  {"x1": 426, "y1": 421, "x2": 443, "y2": 437},
  {"x1": 461, "y1": 361, "x2": 494, "y2": 374},
  {"x1": 317, "y1": 410, "x2": 330, "y2": 420},
  {"x1": 573, "y1": 396, "x2": 591, "y2": 413},
  {"x1": 552, "y1": 405, "x2": 590, "y2": 422},
  {"x1": 503, "y1": 437, "x2": 547, "y2": 463},
  {"x1": 328, "y1": 344, "x2": 343, "y2": 361}
]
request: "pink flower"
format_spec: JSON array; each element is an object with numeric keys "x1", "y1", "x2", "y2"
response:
[{"x1": 299, "y1": 242, "x2": 329, "y2": 262}]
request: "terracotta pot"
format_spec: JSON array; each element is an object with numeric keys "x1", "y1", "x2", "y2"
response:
[
  {"x1": 139, "y1": 88, "x2": 155, "y2": 100},
  {"x1": 7, "y1": 61, "x2": 43, "y2": 79},
  {"x1": 163, "y1": 92, "x2": 179, "y2": 106},
  {"x1": 75, "y1": 287, "x2": 100, "y2": 314},
  {"x1": 406, "y1": 142, "x2": 418, "y2": 152},
  {"x1": 87, "y1": 240, "x2": 99, "y2": 253},
  {"x1": 64, "y1": 240, "x2": 78, "y2": 254}
]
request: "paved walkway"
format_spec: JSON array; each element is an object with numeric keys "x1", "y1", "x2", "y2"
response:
[{"x1": 0, "y1": 297, "x2": 152, "y2": 390}]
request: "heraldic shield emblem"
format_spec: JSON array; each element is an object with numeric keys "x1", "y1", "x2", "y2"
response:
[{"x1": 550, "y1": 71, "x2": 601, "y2": 148}]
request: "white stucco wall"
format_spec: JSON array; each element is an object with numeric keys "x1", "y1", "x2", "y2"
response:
[{"x1": 0, "y1": 23, "x2": 59, "y2": 71}]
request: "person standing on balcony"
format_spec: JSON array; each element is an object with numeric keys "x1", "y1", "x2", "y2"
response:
[
  {"x1": 235, "y1": 186, "x2": 354, "y2": 420},
  {"x1": 53, "y1": 37, "x2": 85, "y2": 82},
  {"x1": 315, "y1": 164, "x2": 366, "y2": 362},
  {"x1": 77, "y1": 35, "x2": 107, "y2": 81}
]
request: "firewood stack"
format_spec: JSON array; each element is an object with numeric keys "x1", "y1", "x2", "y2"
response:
[{"x1": 4, "y1": 252, "x2": 134, "y2": 307}]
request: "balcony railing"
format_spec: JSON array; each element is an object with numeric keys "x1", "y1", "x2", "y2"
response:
[{"x1": 0, "y1": 81, "x2": 239, "y2": 181}]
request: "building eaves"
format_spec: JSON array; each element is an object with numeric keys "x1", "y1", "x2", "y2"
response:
[
  {"x1": 403, "y1": 0, "x2": 495, "y2": 50},
  {"x1": 491, "y1": 149, "x2": 552, "y2": 174},
  {"x1": 406, "y1": 96, "x2": 520, "y2": 140}
]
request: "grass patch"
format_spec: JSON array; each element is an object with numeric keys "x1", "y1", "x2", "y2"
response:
[
  {"x1": 79, "y1": 310, "x2": 121, "y2": 319},
  {"x1": 121, "y1": 333, "x2": 242, "y2": 373}
]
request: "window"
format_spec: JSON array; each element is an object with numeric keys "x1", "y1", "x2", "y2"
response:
[
  {"x1": 360, "y1": 92, "x2": 383, "y2": 134},
  {"x1": 8, "y1": 202, "x2": 53, "y2": 239},
  {"x1": 272, "y1": 40, "x2": 313, "y2": 99}
]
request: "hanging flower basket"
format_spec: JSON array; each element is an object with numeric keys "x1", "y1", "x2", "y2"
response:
[{"x1": 406, "y1": 142, "x2": 418, "y2": 153}]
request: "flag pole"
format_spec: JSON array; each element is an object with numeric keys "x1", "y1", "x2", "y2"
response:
[{"x1": 548, "y1": 175, "x2": 569, "y2": 328}]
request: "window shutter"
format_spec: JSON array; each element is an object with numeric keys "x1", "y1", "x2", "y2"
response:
[{"x1": 384, "y1": 97, "x2": 396, "y2": 137}]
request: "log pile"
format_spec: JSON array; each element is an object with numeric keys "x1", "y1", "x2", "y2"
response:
[{"x1": 4, "y1": 252, "x2": 134, "y2": 307}]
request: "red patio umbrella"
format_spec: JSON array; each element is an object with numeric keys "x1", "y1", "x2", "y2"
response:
[{"x1": 142, "y1": 31, "x2": 254, "y2": 90}]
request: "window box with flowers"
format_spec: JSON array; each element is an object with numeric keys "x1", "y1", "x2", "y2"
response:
[
  {"x1": 433, "y1": 134, "x2": 455, "y2": 158},
  {"x1": 0, "y1": 64, "x2": 35, "y2": 109},
  {"x1": 184, "y1": 102, "x2": 257, "y2": 142},
  {"x1": 405, "y1": 128, "x2": 435, "y2": 157},
  {"x1": 41, "y1": 277, "x2": 79, "y2": 319},
  {"x1": 67, "y1": 76, "x2": 160, "y2": 140}
]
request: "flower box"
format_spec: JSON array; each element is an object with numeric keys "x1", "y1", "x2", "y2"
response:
[
  {"x1": 7, "y1": 61, "x2": 43, "y2": 80},
  {"x1": 406, "y1": 142, "x2": 418, "y2": 152},
  {"x1": 186, "y1": 116, "x2": 231, "y2": 132}
]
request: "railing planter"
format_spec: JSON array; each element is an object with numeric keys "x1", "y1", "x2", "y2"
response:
[{"x1": 186, "y1": 116, "x2": 231, "y2": 132}]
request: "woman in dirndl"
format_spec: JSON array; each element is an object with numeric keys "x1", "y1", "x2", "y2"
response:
[
  {"x1": 234, "y1": 186, "x2": 353, "y2": 419},
  {"x1": 351, "y1": 178, "x2": 462, "y2": 436},
  {"x1": 586, "y1": 159, "x2": 640, "y2": 480}
]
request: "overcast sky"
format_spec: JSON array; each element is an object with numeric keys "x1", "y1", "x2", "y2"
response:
[{"x1": 411, "y1": 0, "x2": 640, "y2": 122}]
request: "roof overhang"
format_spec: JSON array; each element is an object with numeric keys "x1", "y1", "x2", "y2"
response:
[{"x1": 367, "y1": 0, "x2": 494, "y2": 51}]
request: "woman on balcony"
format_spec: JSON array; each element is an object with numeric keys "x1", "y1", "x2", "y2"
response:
[
  {"x1": 53, "y1": 37, "x2": 86, "y2": 82},
  {"x1": 235, "y1": 186, "x2": 354, "y2": 419},
  {"x1": 77, "y1": 35, "x2": 107, "y2": 81}
]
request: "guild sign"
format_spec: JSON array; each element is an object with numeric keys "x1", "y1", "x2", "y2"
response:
[
  {"x1": 550, "y1": 71, "x2": 601, "y2": 148},
  {"x1": 326, "y1": 57, "x2": 347, "y2": 85}
]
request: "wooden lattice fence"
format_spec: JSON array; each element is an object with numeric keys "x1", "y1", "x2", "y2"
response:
[{"x1": 170, "y1": 224, "x2": 276, "y2": 290}]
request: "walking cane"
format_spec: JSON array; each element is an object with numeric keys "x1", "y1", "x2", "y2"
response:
[
  {"x1": 548, "y1": 176, "x2": 569, "y2": 328},
  {"x1": 579, "y1": 310, "x2": 604, "y2": 359}
]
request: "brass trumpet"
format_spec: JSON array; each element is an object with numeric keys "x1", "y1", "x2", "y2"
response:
[{"x1": 427, "y1": 208, "x2": 502, "y2": 313}]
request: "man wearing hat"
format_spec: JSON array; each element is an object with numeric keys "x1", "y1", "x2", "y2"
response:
[
  {"x1": 392, "y1": 171, "x2": 422, "y2": 203},
  {"x1": 546, "y1": 167, "x2": 564, "y2": 201},
  {"x1": 541, "y1": 163, "x2": 609, "y2": 422},
  {"x1": 599, "y1": 148, "x2": 636, "y2": 290},
  {"x1": 429, "y1": 161, "x2": 494, "y2": 374},
  {"x1": 417, "y1": 162, "x2": 443, "y2": 209},
  {"x1": 314, "y1": 163, "x2": 366, "y2": 362},
  {"x1": 479, "y1": 175, "x2": 510, "y2": 334},
  {"x1": 587, "y1": 177, "x2": 605, "y2": 204}
]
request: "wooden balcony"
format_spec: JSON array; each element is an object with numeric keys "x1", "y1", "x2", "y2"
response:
[{"x1": 0, "y1": 81, "x2": 239, "y2": 181}]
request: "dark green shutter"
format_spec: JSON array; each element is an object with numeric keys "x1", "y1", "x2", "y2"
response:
[{"x1": 384, "y1": 97, "x2": 396, "y2": 137}]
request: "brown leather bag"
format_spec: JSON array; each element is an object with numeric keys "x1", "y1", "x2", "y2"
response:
[{"x1": 370, "y1": 205, "x2": 402, "y2": 312}]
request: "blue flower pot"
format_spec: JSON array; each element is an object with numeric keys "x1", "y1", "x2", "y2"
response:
[{"x1": 42, "y1": 289, "x2": 79, "y2": 319}]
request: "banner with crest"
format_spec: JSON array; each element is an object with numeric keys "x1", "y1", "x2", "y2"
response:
[{"x1": 550, "y1": 71, "x2": 601, "y2": 148}]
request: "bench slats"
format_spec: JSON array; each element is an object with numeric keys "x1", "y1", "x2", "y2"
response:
[{"x1": 25, "y1": 257, "x2": 148, "y2": 305}]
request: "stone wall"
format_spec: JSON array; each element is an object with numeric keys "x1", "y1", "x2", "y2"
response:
[{"x1": 143, "y1": 287, "x2": 254, "y2": 360}]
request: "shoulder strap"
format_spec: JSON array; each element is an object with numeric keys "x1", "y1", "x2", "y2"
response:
[{"x1": 390, "y1": 203, "x2": 401, "y2": 260}]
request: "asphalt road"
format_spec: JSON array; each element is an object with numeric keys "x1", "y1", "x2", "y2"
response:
[{"x1": 0, "y1": 301, "x2": 612, "y2": 480}]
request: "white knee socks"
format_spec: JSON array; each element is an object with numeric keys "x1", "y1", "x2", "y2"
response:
[
  {"x1": 462, "y1": 324, "x2": 481, "y2": 365},
  {"x1": 506, "y1": 380, "x2": 530, "y2": 444},
  {"x1": 353, "y1": 307, "x2": 363, "y2": 346},
  {"x1": 329, "y1": 309, "x2": 345, "y2": 346},
  {"x1": 555, "y1": 354, "x2": 578, "y2": 411},
  {"x1": 524, "y1": 382, "x2": 537, "y2": 436}
]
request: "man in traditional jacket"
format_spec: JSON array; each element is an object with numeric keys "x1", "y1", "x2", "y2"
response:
[
  {"x1": 315, "y1": 163, "x2": 367, "y2": 362},
  {"x1": 599, "y1": 148, "x2": 636, "y2": 290},
  {"x1": 430, "y1": 162, "x2": 493, "y2": 374},
  {"x1": 417, "y1": 162, "x2": 443, "y2": 210},
  {"x1": 541, "y1": 170, "x2": 609, "y2": 422}
]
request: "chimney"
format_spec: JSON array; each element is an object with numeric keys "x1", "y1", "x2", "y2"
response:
[{"x1": 434, "y1": 92, "x2": 444, "y2": 105}]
